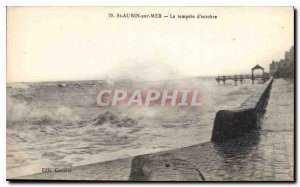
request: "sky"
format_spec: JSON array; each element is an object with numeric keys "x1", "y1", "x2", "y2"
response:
[{"x1": 7, "y1": 7, "x2": 294, "y2": 82}]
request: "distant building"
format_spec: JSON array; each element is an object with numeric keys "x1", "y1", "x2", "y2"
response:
[{"x1": 269, "y1": 46, "x2": 294, "y2": 78}]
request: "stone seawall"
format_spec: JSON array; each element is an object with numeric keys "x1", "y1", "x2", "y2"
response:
[
  {"x1": 129, "y1": 78, "x2": 275, "y2": 181},
  {"x1": 211, "y1": 78, "x2": 273, "y2": 142}
]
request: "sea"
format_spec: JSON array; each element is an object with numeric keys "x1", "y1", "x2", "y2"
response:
[{"x1": 6, "y1": 77, "x2": 265, "y2": 178}]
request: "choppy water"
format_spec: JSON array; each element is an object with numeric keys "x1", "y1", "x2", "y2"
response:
[{"x1": 7, "y1": 77, "x2": 264, "y2": 178}]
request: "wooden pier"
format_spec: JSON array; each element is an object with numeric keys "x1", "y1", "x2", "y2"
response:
[
  {"x1": 215, "y1": 74, "x2": 268, "y2": 85},
  {"x1": 216, "y1": 64, "x2": 269, "y2": 85}
]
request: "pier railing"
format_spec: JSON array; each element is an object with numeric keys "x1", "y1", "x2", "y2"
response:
[{"x1": 216, "y1": 74, "x2": 269, "y2": 85}]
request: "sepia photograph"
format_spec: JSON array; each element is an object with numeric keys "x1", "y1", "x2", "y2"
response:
[{"x1": 6, "y1": 6, "x2": 295, "y2": 181}]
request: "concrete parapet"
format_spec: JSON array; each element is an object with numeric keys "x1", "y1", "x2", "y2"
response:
[
  {"x1": 129, "y1": 153, "x2": 205, "y2": 181},
  {"x1": 211, "y1": 78, "x2": 273, "y2": 142}
]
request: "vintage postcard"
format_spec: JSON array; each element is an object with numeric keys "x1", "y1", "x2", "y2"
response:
[{"x1": 6, "y1": 7, "x2": 294, "y2": 181}]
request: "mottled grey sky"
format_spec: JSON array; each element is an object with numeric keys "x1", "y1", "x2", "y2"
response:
[{"x1": 7, "y1": 7, "x2": 294, "y2": 82}]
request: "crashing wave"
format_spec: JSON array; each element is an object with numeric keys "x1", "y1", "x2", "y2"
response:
[{"x1": 92, "y1": 111, "x2": 137, "y2": 127}]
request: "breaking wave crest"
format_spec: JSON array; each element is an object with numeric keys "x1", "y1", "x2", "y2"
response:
[{"x1": 7, "y1": 97, "x2": 81, "y2": 126}]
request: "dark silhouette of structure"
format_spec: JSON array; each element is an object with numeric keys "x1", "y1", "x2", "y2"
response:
[
  {"x1": 251, "y1": 64, "x2": 265, "y2": 84},
  {"x1": 216, "y1": 64, "x2": 267, "y2": 85},
  {"x1": 269, "y1": 46, "x2": 294, "y2": 78}
]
